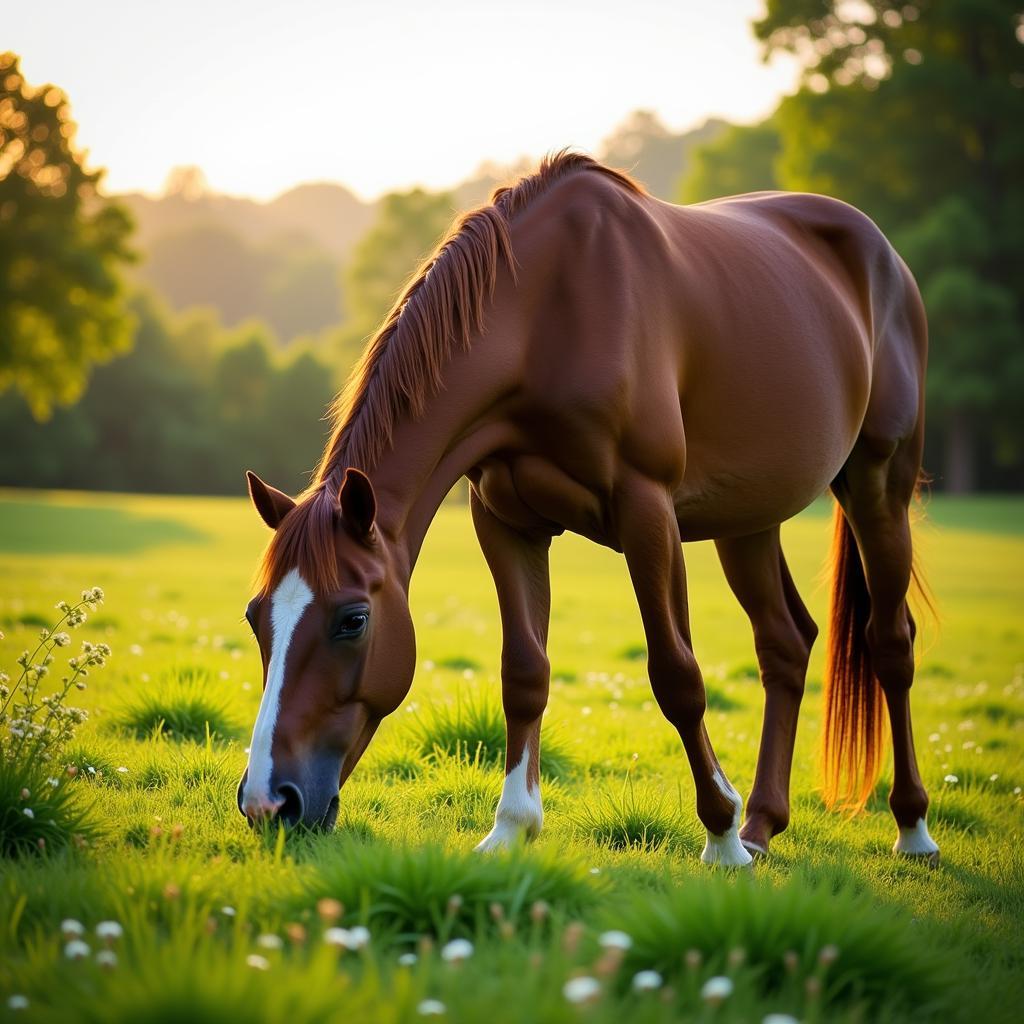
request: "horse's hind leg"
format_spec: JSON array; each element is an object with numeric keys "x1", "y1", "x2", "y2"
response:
[
  {"x1": 715, "y1": 527, "x2": 817, "y2": 856},
  {"x1": 617, "y1": 470, "x2": 752, "y2": 867},
  {"x1": 835, "y1": 436, "x2": 938, "y2": 863}
]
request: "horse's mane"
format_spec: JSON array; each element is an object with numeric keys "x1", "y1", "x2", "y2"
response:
[{"x1": 254, "y1": 152, "x2": 642, "y2": 596}]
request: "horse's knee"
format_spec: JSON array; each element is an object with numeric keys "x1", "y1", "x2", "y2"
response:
[
  {"x1": 754, "y1": 619, "x2": 814, "y2": 698},
  {"x1": 501, "y1": 644, "x2": 550, "y2": 723}
]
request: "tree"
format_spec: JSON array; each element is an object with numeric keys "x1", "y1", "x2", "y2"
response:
[
  {"x1": 0, "y1": 52, "x2": 135, "y2": 418},
  {"x1": 677, "y1": 120, "x2": 782, "y2": 203},
  {"x1": 338, "y1": 189, "x2": 455, "y2": 364},
  {"x1": 754, "y1": 2, "x2": 1024, "y2": 490}
]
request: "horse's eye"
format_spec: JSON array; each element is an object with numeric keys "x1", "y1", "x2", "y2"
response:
[{"x1": 332, "y1": 607, "x2": 369, "y2": 641}]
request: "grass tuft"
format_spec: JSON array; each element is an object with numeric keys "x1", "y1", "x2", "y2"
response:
[
  {"x1": 294, "y1": 839, "x2": 598, "y2": 942},
  {"x1": 409, "y1": 691, "x2": 575, "y2": 779},
  {"x1": 111, "y1": 667, "x2": 240, "y2": 742},
  {"x1": 608, "y1": 872, "x2": 960, "y2": 1017},
  {"x1": 573, "y1": 777, "x2": 701, "y2": 853}
]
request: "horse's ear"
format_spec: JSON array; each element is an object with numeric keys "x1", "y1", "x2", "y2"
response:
[
  {"x1": 339, "y1": 468, "x2": 376, "y2": 537},
  {"x1": 246, "y1": 470, "x2": 296, "y2": 530}
]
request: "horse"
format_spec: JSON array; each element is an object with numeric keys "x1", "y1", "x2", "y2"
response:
[{"x1": 236, "y1": 151, "x2": 938, "y2": 867}]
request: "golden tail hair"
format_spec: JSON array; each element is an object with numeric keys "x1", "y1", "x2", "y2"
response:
[{"x1": 821, "y1": 503, "x2": 886, "y2": 810}]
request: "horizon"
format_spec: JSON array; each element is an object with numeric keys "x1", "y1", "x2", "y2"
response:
[{"x1": 8, "y1": 0, "x2": 798, "y2": 203}]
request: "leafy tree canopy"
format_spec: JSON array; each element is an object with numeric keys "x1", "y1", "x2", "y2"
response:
[{"x1": 0, "y1": 52, "x2": 135, "y2": 419}]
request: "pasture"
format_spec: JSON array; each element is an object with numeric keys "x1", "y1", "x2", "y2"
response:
[{"x1": 1, "y1": 488, "x2": 1022, "y2": 1022}]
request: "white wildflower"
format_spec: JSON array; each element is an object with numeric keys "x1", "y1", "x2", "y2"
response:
[
  {"x1": 246, "y1": 954, "x2": 271, "y2": 971},
  {"x1": 598, "y1": 930, "x2": 632, "y2": 951},
  {"x1": 64, "y1": 939, "x2": 91, "y2": 960},
  {"x1": 944, "y1": 774, "x2": 959, "y2": 784},
  {"x1": 257, "y1": 933, "x2": 283, "y2": 950},
  {"x1": 22, "y1": 808, "x2": 34, "y2": 819},
  {"x1": 7, "y1": 995, "x2": 29, "y2": 1010},
  {"x1": 417, "y1": 1000, "x2": 446, "y2": 1016},
  {"x1": 440, "y1": 938, "x2": 474, "y2": 962},
  {"x1": 96, "y1": 921, "x2": 123, "y2": 942},
  {"x1": 96, "y1": 949, "x2": 118, "y2": 969},
  {"x1": 398, "y1": 952, "x2": 418, "y2": 966},
  {"x1": 763, "y1": 1015, "x2": 800, "y2": 1024},
  {"x1": 701, "y1": 976, "x2": 734, "y2": 1005},
  {"x1": 632, "y1": 970, "x2": 663, "y2": 992},
  {"x1": 60, "y1": 919, "x2": 85, "y2": 938},
  {"x1": 563, "y1": 976, "x2": 601, "y2": 1004}
]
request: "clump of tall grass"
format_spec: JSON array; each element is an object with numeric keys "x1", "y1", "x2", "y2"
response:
[
  {"x1": 112, "y1": 666, "x2": 239, "y2": 742},
  {"x1": 294, "y1": 840, "x2": 599, "y2": 943},
  {"x1": 574, "y1": 776, "x2": 701, "y2": 853},
  {"x1": 409, "y1": 690, "x2": 575, "y2": 779},
  {"x1": 605, "y1": 872, "x2": 959, "y2": 1017}
]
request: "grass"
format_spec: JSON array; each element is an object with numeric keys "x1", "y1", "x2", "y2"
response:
[{"x1": 0, "y1": 489, "x2": 1022, "y2": 1021}]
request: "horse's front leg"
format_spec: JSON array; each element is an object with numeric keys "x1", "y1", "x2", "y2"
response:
[
  {"x1": 616, "y1": 470, "x2": 753, "y2": 867},
  {"x1": 470, "y1": 488, "x2": 552, "y2": 852}
]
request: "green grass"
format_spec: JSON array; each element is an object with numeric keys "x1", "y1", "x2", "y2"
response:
[{"x1": 0, "y1": 488, "x2": 1023, "y2": 1022}]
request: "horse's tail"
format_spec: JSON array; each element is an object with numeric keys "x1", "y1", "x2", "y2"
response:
[{"x1": 821, "y1": 503, "x2": 886, "y2": 810}]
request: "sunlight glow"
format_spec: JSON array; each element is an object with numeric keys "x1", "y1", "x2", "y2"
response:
[{"x1": 8, "y1": 0, "x2": 797, "y2": 200}]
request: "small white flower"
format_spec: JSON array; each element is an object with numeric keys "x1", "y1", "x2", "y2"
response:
[
  {"x1": 116, "y1": 766, "x2": 129, "y2": 774},
  {"x1": 598, "y1": 930, "x2": 633, "y2": 951},
  {"x1": 563, "y1": 976, "x2": 601, "y2": 1004},
  {"x1": 96, "y1": 920, "x2": 123, "y2": 942},
  {"x1": 96, "y1": 949, "x2": 118, "y2": 969},
  {"x1": 7, "y1": 994, "x2": 29, "y2": 1010},
  {"x1": 763, "y1": 1015, "x2": 800, "y2": 1024},
  {"x1": 440, "y1": 938, "x2": 474, "y2": 962},
  {"x1": 220, "y1": 906, "x2": 237, "y2": 917},
  {"x1": 47, "y1": 777, "x2": 60, "y2": 787},
  {"x1": 246, "y1": 954, "x2": 271, "y2": 971},
  {"x1": 65, "y1": 939, "x2": 91, "y2": 960},
  {"x1": 632, "y1": 970, "x2": 663, "y2": 992},
  {"x1": 417, "y1": 1000, "x2": 446, "y2": 1016},
  {"x1": 61, "y1": 919, "x2": 85, "y2": 938},
  {"x1": 323, "y1": 927, "x2": 350, "y2": 948},
  {"x1": 323, "y1": 926, "x2": 370, "y2": 950},
  {"x1": 22, "y1": 808, "x2": 34, "y2": 819},
  {"x1": 257, "y1": 933, "x2": 283, "y2": 950},
  {"x1": 944, "y1": 774, "x2": 959, "y2": 784},
  {"x1": 398, "y1": 952, "x2": 418, "y2": 966},
  {"x1": 701, "y1": 976, "x2": 734, "y2": 1005}
]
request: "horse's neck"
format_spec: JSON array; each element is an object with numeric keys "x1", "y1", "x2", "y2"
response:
[{"x1": 349, "y1": 321, "x2": 522, "y2": 581}]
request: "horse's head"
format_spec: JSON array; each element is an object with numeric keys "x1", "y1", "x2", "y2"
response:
[{"x1": 236, "y1": 468, "x2": 414, "y2": 829}]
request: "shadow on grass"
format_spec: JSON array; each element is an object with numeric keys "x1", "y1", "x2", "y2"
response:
[{"x1": 0, "y1": 498, "x2": 206, "y2": 555}]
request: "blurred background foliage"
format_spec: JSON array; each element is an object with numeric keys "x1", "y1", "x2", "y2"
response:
[{"x1": 1, "y1": 0, "x2": 1021, "y2": 494}]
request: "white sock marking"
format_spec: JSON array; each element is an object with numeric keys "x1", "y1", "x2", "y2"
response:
[
  {"x1": 243, "y1": 568, "x2": 313, "y2": 808},
  {"x1": 701, "y1": 768, "x2": 753, "y2": 868},
  {"x1": 893, "y1": 817, "x2": 939, "y2": 858},
  {"x1": 476, "y1": 746, "x2": 543, "y2": 852}
]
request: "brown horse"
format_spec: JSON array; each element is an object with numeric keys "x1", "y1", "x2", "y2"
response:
[{"x1": 237, "y1": 152, "x2": 938, "y2": 866}]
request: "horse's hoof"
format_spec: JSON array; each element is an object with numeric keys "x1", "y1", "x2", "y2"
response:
[
  {"x1": 892, "y1": 819, "x2": 939, "y2": 868},
  {"x1": 741, "y1": 839, "x2": 768, "y2": 860},
  {"x1": 896, "y1": 848, "x2": 940, "y2": 870}
]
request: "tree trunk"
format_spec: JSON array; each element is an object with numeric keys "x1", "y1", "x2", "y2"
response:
[{"x1": 945, "y1": 409, "x2": 976, "y2": 493}]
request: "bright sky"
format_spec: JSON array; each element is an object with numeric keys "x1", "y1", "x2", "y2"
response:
[{"x1": 8, "y1": 0, "x2": 798, "y2": 202}]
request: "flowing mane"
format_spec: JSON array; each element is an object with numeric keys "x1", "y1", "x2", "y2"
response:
[{"x1": 254, "y1": 152, "x2": 642, "y2": 596}]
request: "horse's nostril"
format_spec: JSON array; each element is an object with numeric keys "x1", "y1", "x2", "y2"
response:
[{"x1": 276, "y1": 782, "x2": 304, "y2": 826}]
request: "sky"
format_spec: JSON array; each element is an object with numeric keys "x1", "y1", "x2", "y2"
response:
[{"x1": 8, "y1": 0, "x2": 799, "y2": 202}]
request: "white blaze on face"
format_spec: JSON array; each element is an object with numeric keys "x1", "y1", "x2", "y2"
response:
[{"x1": 243, "y1": 568, "x2": 314, "y2": 808}]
